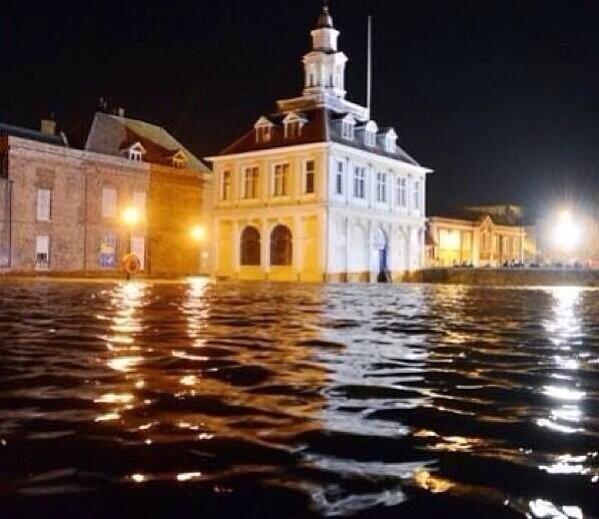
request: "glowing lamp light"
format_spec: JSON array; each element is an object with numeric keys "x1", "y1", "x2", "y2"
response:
[
  {"x1": 122, "y1": 207, "x2": 140, "y2": 226},
  {"x1": 191, "y1": 225, "x2": 206, "y2": 242},
  {"x1": 439, "y1": 230, "x2": 460, "y2": 251},
  {"x1": 553, "y1": 210, "x2": 581, "y2": 252}
]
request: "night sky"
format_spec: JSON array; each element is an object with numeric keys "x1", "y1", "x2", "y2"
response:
[{"x1": 1, "y1": 0, "x2": 598, "y2": 215}]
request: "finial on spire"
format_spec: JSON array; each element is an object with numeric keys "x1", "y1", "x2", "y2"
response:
[{"x1": 316, "y1": 0, "x2": 334, "y2": 29}]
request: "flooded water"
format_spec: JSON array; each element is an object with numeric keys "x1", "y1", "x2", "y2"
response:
[{"x1": 0, "y1": 280, "x2": 598, "y2": 518}]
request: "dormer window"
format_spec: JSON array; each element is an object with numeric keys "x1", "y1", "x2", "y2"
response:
[
  {"x1": 283, "y1": 112, "x2": 306, "y2": 139},
  {"x1": 171, "y1": 150, "x2": 188, "y2": 168},
  {"x1": 125, "y1": 142, "x2": 146, "y2": 162},
  {"x1": 341, "y1": 114, "x2": 356, "y2": 140},
  {"x1": 254, "y1": 116, "x2": 274, "y2": 144},
  {"x1": 385, "y1": 128, "x2": 398, "y2": 153},
  {"x1": 364, "y1": 121, "x2": 378, "y2": 147}
]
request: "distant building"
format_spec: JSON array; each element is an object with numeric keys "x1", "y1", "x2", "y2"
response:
[
  {"x1": 207, "y1": 5, "x2": 432, "y2": 282},
  {"x1": 426, "y1": 205, "x2": 530, "y2": 267},
  {"x1": 0, "y1": 111, "x2": 212, "y2": 276}
]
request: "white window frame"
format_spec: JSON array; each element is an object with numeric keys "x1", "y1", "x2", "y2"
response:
[
  {"x1": 220, "y1": 170, "x2": 231, "y2": 201},
  {"x1": 365, "y1": 130, "x2": 376, "y2": 147},
  {"x1": 414, "y1": 180, "x2": 421, "y2": 212},
  {"x1": 353, "y1": 166, "x2": 366, "y2": 199},
  {"x1": 242, "y1": 166, "x2": 260, "y2": 199},
  {"x1": 273, "y1": 163, "x2": 290, "y2": 197},
  {"x1": 36, "y1": 188, "x2": 52, "y2": 222},
  {"x1": 35, "y1": 235, "x2": 50, "y2": 270},
  {"x1": 385, "y1": 135, "x2": 396, "y2": 153},
  {"x1": 342, "y1": 120, "x2": 355, "y2": 140},
  {"x1": 376, "y1": 172, "x2": 387, "y2": 203},
  {"x1": 102, "y1": 187, "x2": 118, "y2": 218},
  {"x1": 256, "y1": 125, "x2": 271, "y2": 143},
  {"x1": 396, "y1": 177, "x2": 407, "y2": 209}
]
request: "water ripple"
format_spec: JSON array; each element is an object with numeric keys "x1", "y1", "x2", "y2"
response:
[{"x1": 0, "y1": 281, "x2": 597, "y2": 518}]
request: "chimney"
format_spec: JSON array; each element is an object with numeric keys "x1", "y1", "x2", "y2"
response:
[{"x1": 40, "y1": 116, "x2": 56, "y2": 135}]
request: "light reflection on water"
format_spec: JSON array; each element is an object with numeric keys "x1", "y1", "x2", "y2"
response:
[{"x1": 0, "y1": 281, "x2": 597, "y2": 518}]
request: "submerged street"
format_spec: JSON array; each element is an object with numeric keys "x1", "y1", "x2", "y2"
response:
[{"x1": 0, "y1": 281, "x2": 597, "y2": 518}]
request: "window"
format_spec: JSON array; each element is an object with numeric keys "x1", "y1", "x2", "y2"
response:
[
  {"x1": 364, "y1": 121, "x2": 378, "y2": 147},
  {"x1": 365, "y1": 129, "x2": 376, "y2": 147},
  {"x1": 99, "y1": 232, "x2": 117, "y2": 268},
  {"x1": 335, "y1": 161, "x2": 344, "y2": 195},
  {"x1": 414, "y1": 180, "x2": 422, "y2": 211},
  {"x1": 304, "y1": 160, "x2": 315, "y2": 194},
  {"x1": 385, "y1": 129, "x2": 398, "y2": 153},
  {"x1": 102, "y1": 187, "x2": 117, "y2": 218},
  {"x1": 128, "y1": 144, "x2": 144, "y2": 161},
  {"x1": 242, "y1": 167, "x2": 260, "y2": 199},
  {"x1": 35, "y1": 235, "x2": 50, "y2": 270},
  {"x1": 273, "y1": 163, "x2": 290, "y2": 197},
  {"x1": 172, "y1": 154, "x2": 187, "y2": 168},
  {"x1": 240, "y1": 226, "x2": 261, "y2": 266},
  {"x1": 285, "y1": 122, "x2": 299, "y2": 139},
  {"x1": 36, "y1": 189, "x2": 51, "y2": 221},
  {"x1": 133, "y1": 191, "x2": 146, "y2": 217},
  {"x1": 353, "y1": 167, "x2": 366, "y2": 199},
  {"x1": 0, "y1": 153, "x2": 8, "y2": 178},
  {"x1": 342, "y1": 117, "x2": 355, "y2": 140},
  {"x1": 396, "y1": 177, "x2": 407, "y2": 208},
  {"x1": 376, "y1": 172, "x2": 387, "y2": 203},
  {"x1": 270, "y1": 225, "x2": 292, "y2": 266},
  {"x1": 254, "y1": 117, "x2": 273, "y2": 143},
  {"x1": 221, "y1": 170, "x2": 231, "y2": 201}
]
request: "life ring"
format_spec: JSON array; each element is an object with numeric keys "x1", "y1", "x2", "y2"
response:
[{"x1": 122, "y1": 254, "x2": 141, "y2": 276}]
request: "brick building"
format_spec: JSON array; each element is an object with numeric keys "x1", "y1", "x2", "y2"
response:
[{"x1": 0, "y1": 112, "x2": 212, "y2": 276}]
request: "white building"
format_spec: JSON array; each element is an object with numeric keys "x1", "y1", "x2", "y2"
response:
[{"x1": 207, "y1": 5, "x2": 432, "y2": 282}]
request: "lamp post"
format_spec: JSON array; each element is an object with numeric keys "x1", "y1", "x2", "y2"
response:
[
  {"x1": 190, "y1": 225, "x2": 206, "y2": 274},
  {"x1": 121, "y1": 206, "x2": 140, "y2": 279}
]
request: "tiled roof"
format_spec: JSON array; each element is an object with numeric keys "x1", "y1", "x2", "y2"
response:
[
  {"x1": 0, "y1": 123, "x2": 66, "y2": 147},
  {"x1": 430, "y1": 207, "x2": 526, "y2": 227},
  {"x1": 85, "y1": 113, "x2": 209, "y2": 172},
  {"x1": 219, "y1": 107, "x2": 421, "y2": 167}
]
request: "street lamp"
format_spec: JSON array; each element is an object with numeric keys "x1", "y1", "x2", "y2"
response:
[
  {"x1": 552, "y1": 209, "x2": 581, "y2": 253},
  {"x1": 190, "y1": 225, "x2": 206, "y2": 242}
]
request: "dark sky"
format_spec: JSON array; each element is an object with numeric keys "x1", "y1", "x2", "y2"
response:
[{"x1": 1, "y1": 0, "x2": 598, "y2": 215}]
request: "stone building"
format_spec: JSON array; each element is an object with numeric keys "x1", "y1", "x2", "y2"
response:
[
  {"x1": 0, "y1": 112, "x2": 211, "y2": 276},
  {"x1": 207, "y1": 6, "x2": 432, "y2": 282},
  {"x1": 426, "y1": 205, "x2": 529, "y2": 267}
]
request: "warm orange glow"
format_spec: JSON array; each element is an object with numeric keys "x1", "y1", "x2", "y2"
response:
[
  {"x1": 439, "y1": 229, "x2": 460, "y2": 251},
  {"x1": 191, "y1": 225, "x2": 206, "y2": 242},
  {"x1": 122, "y1": 206, "x2": 140, "y2": 226}
]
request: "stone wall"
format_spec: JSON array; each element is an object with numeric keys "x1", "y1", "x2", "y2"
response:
[
  {"x1": 1, "y1": 136, "x2": 211, "y2": 277},
  {"x1": 413, "y1": 268, "x2": 599, "y2": 287}
]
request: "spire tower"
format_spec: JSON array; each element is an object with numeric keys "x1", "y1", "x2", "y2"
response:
[{"x1": 302, "y1": 2, "x2": 348, "y2": 98}]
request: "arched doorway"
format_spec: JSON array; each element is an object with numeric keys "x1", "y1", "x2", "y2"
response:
[
  {"x1": 270, "y1": 225, "x2": 292, "y2": 266},
  {"x1": 240, "y1": 226, "x2": 261, "y2": 266},
  {"x1": 373, "y1": 227, "x2": 389, "y2": 282}
]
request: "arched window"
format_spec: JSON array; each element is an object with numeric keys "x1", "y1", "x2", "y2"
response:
[
  {"x1": 270, "y1": 225, "x2": 292, "y2": 266},
  {"x1": 240, "y1": 227, "x2": 261, "y2": 266}
]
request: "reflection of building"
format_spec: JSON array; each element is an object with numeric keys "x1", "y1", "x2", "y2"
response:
[
  {"x1": 426, "y1": 205, "x2": 529, "y2": 267},
  {"x1": 207, "y1": 6, "x2": 431, "y2": 282},
  {"x1": 0, "y1": 111, "x2": 211, "y2": 275}
]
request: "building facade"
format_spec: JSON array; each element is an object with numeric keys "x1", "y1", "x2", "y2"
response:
[
  {"x1": 426, "y1": 205, "x2": 528, "y2": 267},
  {"x1": 0, "y1": 112, "x2": 212, "y2": 276},
  {"x1": 208, "y1": 6, "x2": 432, "y2": 282}
]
